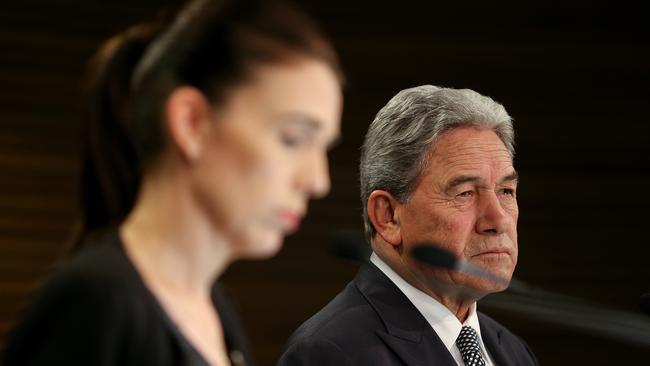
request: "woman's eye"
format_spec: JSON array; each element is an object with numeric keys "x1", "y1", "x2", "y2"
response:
[
  {"x1": 280, "y1": 133, "x2": 302, "y2": 148},
  {"x1": 280, "y1": 130, "x2": 313, "y2": 148},
  {"x1": 279, "y1": 124, "x2": 318, "y2": 149}
]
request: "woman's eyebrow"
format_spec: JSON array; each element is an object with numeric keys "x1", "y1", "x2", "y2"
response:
[
  {"x1": 280, "y1": 113, "x2": 341, "y2": 148},
  {"x1": 280, "y1": 113, "x2": 321, "y2": 130}
]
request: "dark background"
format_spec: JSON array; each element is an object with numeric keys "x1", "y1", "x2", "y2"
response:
[{"x1": 1, "y1": 0, "x2": 649, "y2": 364}]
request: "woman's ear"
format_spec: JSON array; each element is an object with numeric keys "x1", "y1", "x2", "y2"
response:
[
  {"x1": 367, "y1": 190, "x2": 402, "y2": 246},
  {"x1": 164, "y1": 86, "x2": 212, "y2": 162}
]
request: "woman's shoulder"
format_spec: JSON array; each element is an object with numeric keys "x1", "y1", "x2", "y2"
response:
[
  {"x1": 31, "y1": 230, "x2": 142, "y2": 309},
  {"x1": 51, "y1": 230, "x2": 137, "y2": 288},
  {"x1": 3, "y1": 230, "x2": 171, "y2": 365},
  {"x1": 19, "y1": 229, "x2": 146, "y2": 323}
]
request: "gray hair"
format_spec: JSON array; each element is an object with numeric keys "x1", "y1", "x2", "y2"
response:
[{"x1": 359, "y1": 85, "x2": 515, "y2": 242}]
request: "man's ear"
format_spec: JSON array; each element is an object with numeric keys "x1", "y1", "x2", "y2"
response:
[
  {"x1": 164, "y1": 86, "x2": 212, "y2": 162},
  {"x1": 367, "y1": 190, "x2": 402, "y2": 246}
]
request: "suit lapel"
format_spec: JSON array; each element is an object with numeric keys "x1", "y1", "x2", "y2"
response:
[
  {"x1": 354, "y1": 264, "x2": 457, "y2": 366},
  {"x1": 374, "y1": 329, "x2": 456, "y2": 366},
  {"x1": 478, "y1": 312, "x2": 511, "y2": 366}
]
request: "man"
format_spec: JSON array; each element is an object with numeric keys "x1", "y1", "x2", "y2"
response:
[{"x1": 279, "y1": 85, "x2": 538, "y2": 365}]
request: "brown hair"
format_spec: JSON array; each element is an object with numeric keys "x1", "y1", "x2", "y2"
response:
[{"x1": 78, "y1": 0, "x2": 342, "y2": 245}]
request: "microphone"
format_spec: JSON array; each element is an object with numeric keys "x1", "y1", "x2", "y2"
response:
[
  {"x1": 411, "y1": 245, "x2": 510, "y2": 287},
  {"x1": 331, "y1": 234, "x2": 510, "y2": 287}
]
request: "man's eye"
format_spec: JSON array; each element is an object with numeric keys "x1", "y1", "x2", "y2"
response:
[
  {"x1": 500, "y1": 188, "x2": 515, "y2": 196},
  {"x1": 457, "y1": 191, "x2": 474, "y2": 198}
]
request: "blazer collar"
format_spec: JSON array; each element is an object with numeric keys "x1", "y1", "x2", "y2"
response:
[
  {"x1": 354, "y1": 263, "x2": 457, "y2": 366},
  {"x1": 478, "y1": 312, "x2": 517, "y2": 366}
]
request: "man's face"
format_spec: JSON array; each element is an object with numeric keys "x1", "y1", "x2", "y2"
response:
[{"x1": 396, "y1": 127, "x2": 519, "y2": 297}]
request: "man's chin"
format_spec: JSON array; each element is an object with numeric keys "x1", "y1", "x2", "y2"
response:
[
  {"x1": 461, "y1": 272, "x2": 512, "y2": 298},
  {"x1": 464, "y1": 260, "x2": 515, "y2": 292},
  {"x1": 433, "y1": 271, "x2": 512, "y2": 301}
]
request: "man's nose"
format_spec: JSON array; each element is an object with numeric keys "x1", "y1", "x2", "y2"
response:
[{"x1": 475, "y1": 191, "x2": 511, "y2": 235}]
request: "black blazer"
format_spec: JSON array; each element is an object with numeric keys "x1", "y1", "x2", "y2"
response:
[
  {"x1": 3, "y1": 230, "x2": 255, "y2": 366},
  {"x1": 279, "y1": 263, "x2": 538, "y2": 366}
]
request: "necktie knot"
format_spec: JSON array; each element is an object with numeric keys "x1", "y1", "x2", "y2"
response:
[{"x1": 456, "y1": 326, "x2": 486, "y2": 366}]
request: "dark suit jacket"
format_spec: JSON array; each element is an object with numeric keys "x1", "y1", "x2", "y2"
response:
[
  {"x1": 3, "y1": 230, "x2": 254, "y2": 366},
  {"x1": 279, "y1": 263, "x2": 538, "y2": 366}
]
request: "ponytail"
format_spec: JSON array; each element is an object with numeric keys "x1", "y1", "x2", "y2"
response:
[{"x1": 75, "y1": 25, "x2": 161, "y2": 247}]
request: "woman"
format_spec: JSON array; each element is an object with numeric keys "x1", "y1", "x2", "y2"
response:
[{"x1": 3, "y1": 0, "x2": 343, "y2": 365}]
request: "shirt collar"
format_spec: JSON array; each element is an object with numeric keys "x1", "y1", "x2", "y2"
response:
[{"x1": 370, "y1": 252, "x2": 483, "y2": 353}]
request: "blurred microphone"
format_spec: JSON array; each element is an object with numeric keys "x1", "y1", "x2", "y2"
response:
[
  {"x1": 411, "y1": 245, "x2": 510, "y2": 287},
  {"x1": 331, "y1": 233, "x2": 509, "y2": 287}
]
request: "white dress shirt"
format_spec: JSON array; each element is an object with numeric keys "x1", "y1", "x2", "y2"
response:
[{"x1": 371, "y1": 253, "x2": 495, "y2": 366}]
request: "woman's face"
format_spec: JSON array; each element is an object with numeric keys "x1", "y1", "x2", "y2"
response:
[{"x1": 191, "y1": 57, "x2": 342, "y2": 259}]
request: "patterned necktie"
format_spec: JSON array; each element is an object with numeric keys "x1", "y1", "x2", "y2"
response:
[{"x1": 456, "y1": 326, "x2": 486, "y2": 366}]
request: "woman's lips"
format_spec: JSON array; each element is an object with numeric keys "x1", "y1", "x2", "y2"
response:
[{"x1": 278, "y1": 211, "x2": 303, "y2": 231}]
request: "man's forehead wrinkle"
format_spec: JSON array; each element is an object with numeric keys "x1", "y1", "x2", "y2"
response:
[
  {"x1": 439, "y1": 157, "x2": 479, "y2": 176},
  {"x1": 437, "y1": 151, "x2": 480, "y2": 167},
  {"x1": 449, "y1": 144, "x2": 511, "y2": 158},
  {"x1": 433, "y1": 149, "x2": 512, "y2": 171},
  {"x1": 434, "y1": 140, "x2": 509, "y2": 158}
]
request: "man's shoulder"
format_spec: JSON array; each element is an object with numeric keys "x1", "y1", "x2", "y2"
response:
[
  {"x1": 289, "y1": 280, "x2": 380, "y2": 341},
  {"x1": 280, "y1": 279, "x2": 389, "y2": 365}
]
